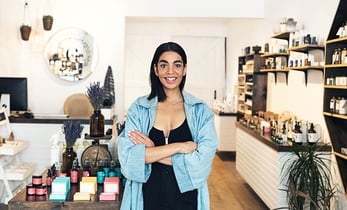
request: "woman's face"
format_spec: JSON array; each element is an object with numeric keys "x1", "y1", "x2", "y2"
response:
[{"x1": 155, "y1": 51, "x2": 186, "y2": 91}]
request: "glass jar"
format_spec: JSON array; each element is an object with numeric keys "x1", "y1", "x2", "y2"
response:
[
  {"x1": 62, "y1": 147, "x2": 77, "y2": 176},
  {"x1": 90, "y1": 110, "x2": 105, "y2": 137}
]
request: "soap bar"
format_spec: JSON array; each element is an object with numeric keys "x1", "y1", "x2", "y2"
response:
[
  {"x1": 99, "y1": 192, "x2": 116, "y2": 201},
  {"x1": 51, "y1": 177, "x2": 70, "y2": 193},
  {"x1": 49, "y1": 192, "x2": 67, "y2": 202},
  {"x1": 74, "y1": 192, "x2": 91, "y2": 201},
  {"x1": 104, "y1": 177, "x2": 120, "y2": 194}
]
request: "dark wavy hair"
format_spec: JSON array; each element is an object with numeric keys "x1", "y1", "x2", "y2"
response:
[{"x1": 147, "y1": 42, "x2": 187, "y2": 102}]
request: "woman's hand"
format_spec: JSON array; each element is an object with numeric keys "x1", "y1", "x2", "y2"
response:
[
  {"x1": 177, "y1": 141, "x2": 197, "y2": 154},
  {"x1": 128, "y1": 130, "x2": 155, "y2": 147}
]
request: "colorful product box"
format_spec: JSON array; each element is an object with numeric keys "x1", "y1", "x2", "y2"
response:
[
  {"x1": 103, "y1": 177, "x2": 120, "y2": 194},
  {"x1": 99, "y1": 192, "x2": 117, "y2": 201},
  {"x1": 80, "y1": 177, "x2": 97, "y2": 194}
]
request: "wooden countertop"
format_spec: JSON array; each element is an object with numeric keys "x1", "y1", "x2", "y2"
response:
[
  {"x1": 236, "y1": 122, "x2": 332, "y2": 152},
  {"x1": 212, "y1": 109, "x2": 238, "y2": 116}
]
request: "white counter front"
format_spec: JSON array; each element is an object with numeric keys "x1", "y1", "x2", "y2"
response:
[{"x1": 213, "y1": 111, "x2": 237, "y2": 152}]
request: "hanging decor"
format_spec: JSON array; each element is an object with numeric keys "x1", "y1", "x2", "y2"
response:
[
  {"x1": 20, "y1": 0, "x2": 31, "y2": 41},
  {"x1": 87, "y1": 82, "x2": 105, "y2": 137},
  {"x1": 42, "y1": 0, "x2": 53, "y2": 31}
]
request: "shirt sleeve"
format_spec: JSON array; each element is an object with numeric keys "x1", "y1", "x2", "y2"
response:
[
  {"x1": 172, "y1": 104, "x2": 218, "y2": 193},
  {"x1": 117, "y1": 102, "x2": 151, "y2": 183}
]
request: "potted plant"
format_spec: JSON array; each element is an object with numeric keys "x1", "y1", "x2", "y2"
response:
[
  {"x1": 86, "y1": 82, "x2": 105, "y2": 137},
  {"x1": 61, "y1": 120, "x2": 84, "y2": 176},
  {"x1": 280, "y1": 143, "x2": 335, "y2": 210}
]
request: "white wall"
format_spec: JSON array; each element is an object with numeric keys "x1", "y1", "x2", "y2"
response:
[
  {"x1": 0, "y1": 0, "x2": 346, "y2": 208},
  {"x1": 0, "y1": 0, "x2": 264, "y2": 120}
]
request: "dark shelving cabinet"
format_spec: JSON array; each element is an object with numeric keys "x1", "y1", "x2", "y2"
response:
[
  {"x1": 237, "y1": 53, "x2": 267, "y2": 117},
  {"x1": 323, "y1": 0, "x2": 347, "y2": 194}
]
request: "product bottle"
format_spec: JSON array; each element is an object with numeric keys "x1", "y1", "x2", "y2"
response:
[
  {"x1": 97, "y1": 160, "x2": 105, "y2": 184},
  {"x1": 339, "y1": 97, "x2": 347, "y2": 115},
  {"x1": 108, "y1": 160, "x2": 116, "y2": 177},
  {"x1": 70, "y1": 160, "x2": 79, "y2": 184},
  {"x1": 281, "y1": 123, "x2": 287, "y2": 143},
  {"x1": 341, "y1": 48, "x2": 347, "y2": 64},
  {"x1": 293, "y1": 121, "x2": 303, "y2": 144},
  {"x1": 46, "y1": 169, "x2": 52, "y2": 186},
  {"x1": 330, "y1": 97, "x2": 336, "y2": 113},
  {"x1": 307, "y1": 123, "x2": 318, "y2": 145},
  {"x1": 335, "y1": 97, "x2": 341, "y2": 114},
  {"x1": 82, "y1": 158, "x2": 91, "y2": 177},
  {"x1": 103, "y1": 158, "x2": 110, "y2": 177}
]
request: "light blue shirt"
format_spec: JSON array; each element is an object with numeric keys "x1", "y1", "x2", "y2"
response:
[{"x1": 118, "y1": 91, "x2": 218, "y2": 210}]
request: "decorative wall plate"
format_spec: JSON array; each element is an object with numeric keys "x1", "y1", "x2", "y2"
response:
[{"x1": 45, "y1": 27, "x2": 98, "y2": 82}]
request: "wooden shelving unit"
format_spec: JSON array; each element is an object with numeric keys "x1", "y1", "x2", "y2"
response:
[{"x1": 237, "y1": 53, "x2": 267, "y2": 117}]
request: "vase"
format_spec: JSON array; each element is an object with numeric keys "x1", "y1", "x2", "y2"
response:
[
  {"x1": 90, "y1": 110, "x2": 105, "y2": 137},
  {"x1": 61, "y1": 147, "x2": 77, "y2": 176}
]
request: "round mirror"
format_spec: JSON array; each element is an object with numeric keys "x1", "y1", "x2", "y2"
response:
[{"x1": 45, "y1": 27, "x2": 98, "y2": 81}]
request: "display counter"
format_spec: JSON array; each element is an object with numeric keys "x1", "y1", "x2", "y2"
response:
[
  {"x1": 9, "y1": 116, "x2": 114, "y2": 125},
  {"x1": 213, "y1": 110, "x2": 238, "y2": 152},
  {"x1": 8, "y1": 177, "x2": 121, "y2": 210},
  {"x1": 235, "y1": 122, "x2": 331, "y2": 209}
]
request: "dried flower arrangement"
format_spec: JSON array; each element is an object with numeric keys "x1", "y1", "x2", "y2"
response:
[
  {"x1": 62, "y1": 120, "x2": 84, "y2": 148},
  {"x1": 86, "y1": 82, "x2": 105, "y2": 111}
]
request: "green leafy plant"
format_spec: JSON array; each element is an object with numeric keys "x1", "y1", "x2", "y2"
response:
[
  {"x1": 62, "y1": 120, "x2": 84, "y2": 148},
  {"x1": 280, "y1": 143, "x2": 335, "y2": 210},
  {"x1": 86, "y1": 81, "x2": 105, "y2": 110}
]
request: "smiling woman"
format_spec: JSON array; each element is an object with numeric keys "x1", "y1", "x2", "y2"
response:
[{"x1": 118, "y1": 42, "x2": 218, "y2": 210}]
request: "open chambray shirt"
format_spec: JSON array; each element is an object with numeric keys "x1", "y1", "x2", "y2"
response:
[{"x1": 118, "y1": 91, "x2": 218, "y2": 210}]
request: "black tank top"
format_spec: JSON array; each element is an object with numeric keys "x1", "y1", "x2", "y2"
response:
[{"x1": 142, "y1": 119, "x2": 197, "y2": 210}]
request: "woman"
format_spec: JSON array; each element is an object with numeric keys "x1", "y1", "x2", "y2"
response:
[{"x1": 118, "y1": 42, "x2": 218, "y2": 210}]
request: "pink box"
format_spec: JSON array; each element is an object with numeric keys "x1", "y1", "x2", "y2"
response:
[
  {"x1": 99, "y1": 192, "x2": 116, "y2": 201},
  {"x1": 103, "y1": 177, "x2": 120, "y2": 194}
]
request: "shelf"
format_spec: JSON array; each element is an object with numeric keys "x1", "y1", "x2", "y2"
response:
[
  {"x1": 288, "y1": 45, "x2": 325, "y2": 53},
  {"x1": 291, "y1": 66, "x2": 324, "y2": 71},
  {"x1": 335, "y1": 152, "x2": 347, "y2": 160},
  {"x1": 324, "y1": 85, "x2": 347, "y2": 89},
  {"x1": 0, "y1": 141, "x2": 28, "y2": 156},
  {"x1": 0, "y1": 162, "x2": 36, "y2": 181},
  {"x1": 261, "y1": 52, "x2": 290, "y2": 58},
  {"x1": 272, "y1": 31, "x2": 296, "y2": 40},
  {"x1": 323, "y1": 112, "x2": 347, "y2": 120},
  {"x1": 325, "y1": 64, "x2": 347, "y2": 68},
  {"x1": 326, "y1": 36, "x2": 347, "y2": 44},
  {"x1": 259, "y1": 68, "x2": 290, "y2": 72}
]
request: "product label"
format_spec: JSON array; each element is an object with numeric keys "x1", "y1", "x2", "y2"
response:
[
  {"x1": 294, "y1": 133, "x2": 303, "y2": 143},
  {"x1": 308, "y1": 133, "x2": 318, "y2": 143}
]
